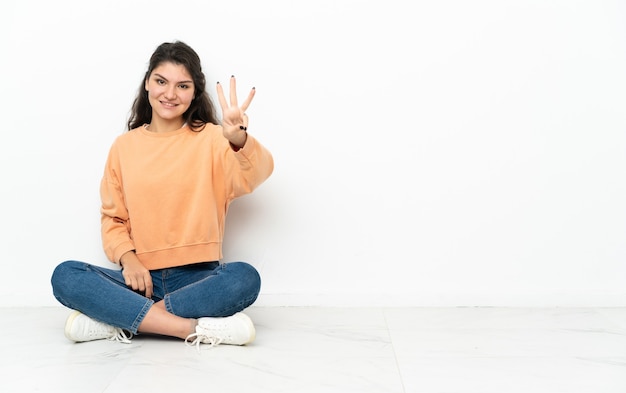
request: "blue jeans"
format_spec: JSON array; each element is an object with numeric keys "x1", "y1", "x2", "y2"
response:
[{"x1": 51, "y1": 260, "x2": 261, "y2": 334}]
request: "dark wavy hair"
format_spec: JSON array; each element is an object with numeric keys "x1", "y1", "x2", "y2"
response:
[{"x1": 127, "y1": 41, "x2": 219, "y2": 131}]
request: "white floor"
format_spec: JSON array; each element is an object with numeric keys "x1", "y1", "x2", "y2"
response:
[{"x1": 2, "y1": 307, "x2": 625, "y2": 393}]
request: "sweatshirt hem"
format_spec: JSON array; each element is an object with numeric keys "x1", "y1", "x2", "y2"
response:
[{"x1": 136, "y1": 243, "x2": 223, "y2": 270}]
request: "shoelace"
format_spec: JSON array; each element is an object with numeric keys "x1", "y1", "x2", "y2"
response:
[
  {"x1": 185, "y1": 332, "x2": 224, "y2": 350},
  {"x1": 108, "y1": 329, "x2": 133, "y2": 344}
]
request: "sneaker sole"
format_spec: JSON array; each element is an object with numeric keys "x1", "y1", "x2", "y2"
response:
[
  {"x1": 236, "y1": 312, "x2": 256, "y2": 345},
  {"x1": 64, "y1": 310, "x2": 82, "y2": 342}
]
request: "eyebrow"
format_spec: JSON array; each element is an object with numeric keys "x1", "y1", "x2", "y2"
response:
[{"x1": 154, "y1": 73, "x2": 193, "y2": 84}]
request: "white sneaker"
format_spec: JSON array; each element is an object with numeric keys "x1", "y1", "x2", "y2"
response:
[
  {"x1": 64, "y1": 310, "x2": 132, "y2": 344},
  {"x1": 185, "y1": 312, "x2": 255, "y2": 349}
]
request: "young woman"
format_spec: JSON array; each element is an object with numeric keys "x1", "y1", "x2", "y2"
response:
[{"x1": 51, "y1": 41, "x2": 274, "y2": 348}]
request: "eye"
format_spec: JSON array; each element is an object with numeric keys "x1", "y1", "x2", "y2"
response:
[
  {"x1": 179, "y1": 84, "x2": 190, "y2": 89},
  {"x1": 156, "y1": 79, "x2": 166, "y2": 85}
]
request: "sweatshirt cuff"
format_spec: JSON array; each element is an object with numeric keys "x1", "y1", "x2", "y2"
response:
[
  {"x1": 236, "y1": 134, "x2": 257, "y2": 157},
  {"x1": 113, "y1": 241, "x2": 136, "y2": 264}
]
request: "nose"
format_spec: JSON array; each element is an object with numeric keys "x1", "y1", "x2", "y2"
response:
[{"x1": 164, "y1": 85, "x2": 177, "y2": 100}]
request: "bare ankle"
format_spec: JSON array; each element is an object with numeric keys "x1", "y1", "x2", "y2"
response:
[{"x1": 189, "y1": 318, "x2": 198, "y2": 336}]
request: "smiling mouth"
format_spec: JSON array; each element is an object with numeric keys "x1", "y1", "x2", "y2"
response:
[{"x1": 160, "y1": 101, "x2": 178, "y2": 108}]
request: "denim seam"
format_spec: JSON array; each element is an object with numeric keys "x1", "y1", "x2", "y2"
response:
[
  {"x1": 164, "y1": 294, "x2": 174, "y2": 314},
  {"x1": 130, "y1": 299, "x2": 154, "y2": 334}
]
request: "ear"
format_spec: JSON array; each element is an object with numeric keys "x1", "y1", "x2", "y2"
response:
[{"x1": 143, "y1": 74, "x2": 150, "y2": 91}]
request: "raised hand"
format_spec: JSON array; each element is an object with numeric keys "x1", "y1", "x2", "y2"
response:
[{"x1": 217, "y1": 75, "x2": 255, "y2": 148}]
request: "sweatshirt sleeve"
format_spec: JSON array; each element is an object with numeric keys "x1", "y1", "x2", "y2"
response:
[
  {"x1": 100, "y1": 143, "x2": 135, "y2": 264},
  {"x1": 224, "y1": 133, "x2": 274, "y2": 200}
]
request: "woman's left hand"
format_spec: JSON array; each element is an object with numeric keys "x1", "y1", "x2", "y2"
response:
[{"x1": 217, "y1": 75, "x2": 255, "y2": 149}]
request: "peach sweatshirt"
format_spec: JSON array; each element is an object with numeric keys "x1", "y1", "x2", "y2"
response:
[{"x1": 100, "y1": 124, "x2": 274, "y2": 270}]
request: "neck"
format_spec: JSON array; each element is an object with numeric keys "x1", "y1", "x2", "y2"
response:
[{"x1": 145, "y1": 118, "x2": 186, "y2": 133}]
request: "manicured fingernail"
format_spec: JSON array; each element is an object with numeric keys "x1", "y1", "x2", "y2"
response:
[{"x1": 231, "y1": 75, "x2": 235, "y2": 78}]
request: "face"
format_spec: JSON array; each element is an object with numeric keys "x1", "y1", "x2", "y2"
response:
[{"x1": 144, "y1": 61, "x2": 195, "y2": 124}]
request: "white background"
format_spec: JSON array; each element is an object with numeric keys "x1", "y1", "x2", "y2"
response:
[{"x1": 1, "y1": 0, "x2": 625, "y2": 307}]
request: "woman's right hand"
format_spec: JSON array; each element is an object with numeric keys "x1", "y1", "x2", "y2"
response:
[{"x1": 120, "y1": 251, "x2": 153, "y2": 299}]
